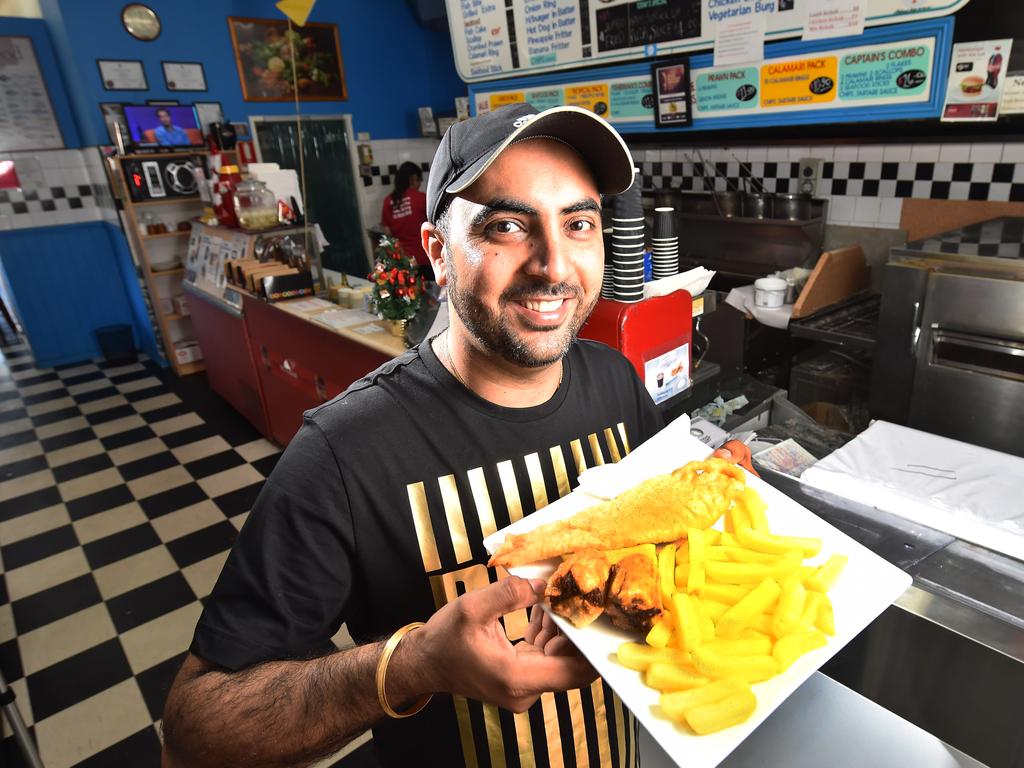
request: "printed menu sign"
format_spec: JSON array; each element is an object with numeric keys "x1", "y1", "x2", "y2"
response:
[
  {"x1": 941, "y1": 39, "x2": 1012, "y2": 122},
  {"x1": 693, "y1": 37, "x2": 935, "y2": 117},
  {"x1": 475, "y1": 73, "x2": 657, "y2": 123},
  {"x1": 447, "y1": 0, "x2": 966, "y2": 82}
]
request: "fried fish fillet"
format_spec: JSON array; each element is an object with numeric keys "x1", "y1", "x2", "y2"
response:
[
  {"x1": 605, "y1": 553, "x2": 662, "y2": 632},
  {"x1": 489, "y1": 458, "x2": 745, "y2": 568},
  {"x1": 545, "y1": 550, "x2": 611, "y2": 627}
]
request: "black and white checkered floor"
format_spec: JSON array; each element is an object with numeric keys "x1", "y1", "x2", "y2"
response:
[{"x1": 0, "y1": 333, "x2": 377, "y2": 767}]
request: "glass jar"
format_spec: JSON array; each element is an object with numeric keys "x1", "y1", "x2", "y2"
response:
[
  {"x1": 234, "y1": 179, "x2": 278, "y2": 231},
  {"x1": 212, "y1": 165, "x2": 242, "y2": 228}
]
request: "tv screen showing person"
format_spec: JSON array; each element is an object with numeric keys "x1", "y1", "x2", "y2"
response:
[{"x1": 123, "y1": 105, "x2": 202, "y2": 147}]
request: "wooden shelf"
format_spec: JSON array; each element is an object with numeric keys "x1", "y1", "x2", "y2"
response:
[
  {"x1": 151, "y1": 267, "x2": 185, "y2": 276},
  {"x1": 143, "y1": 230, "x2": 190, "y2": 240},
  {"x1": 177, "y1": 360, "x2": 206, "y2": 376},
  {"x1": 120, "y1": 151, "x2": 207, "y2": 161},
  {"x1": 132, "y1": 196, "x2": 201, "y2": 207}
]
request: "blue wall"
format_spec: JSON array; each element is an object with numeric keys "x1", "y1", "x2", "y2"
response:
[
  {"x1": 0, "y1": 223, "x2": 147, "y2": 368},
  {"x1": 39, "y1": 0, "x2": 467, "y2": 146}
]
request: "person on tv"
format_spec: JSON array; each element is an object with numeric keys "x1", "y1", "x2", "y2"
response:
[{"x1": 154, "y1": 108, "x2": 190, "y2": 146}]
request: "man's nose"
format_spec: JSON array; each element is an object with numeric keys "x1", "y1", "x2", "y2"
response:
[{"x1": 525, "y1": 228, "x2": 574, "y2": 283}]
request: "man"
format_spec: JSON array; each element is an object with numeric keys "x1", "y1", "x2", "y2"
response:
[
  {"x1": 153, "y1": 107, "x2": 189, "y2": 146},
  {"x1": 162, "y1": 104, "x2": 662, "y2": 768}
]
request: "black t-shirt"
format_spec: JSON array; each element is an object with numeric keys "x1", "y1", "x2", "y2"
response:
[{"x1": 192, "y1": 338, "x2": 663, "y2": 768}]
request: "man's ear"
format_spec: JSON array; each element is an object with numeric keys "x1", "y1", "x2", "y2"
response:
[{"x1": 422, "y1": 222, "x2": 449, "y2": 287}]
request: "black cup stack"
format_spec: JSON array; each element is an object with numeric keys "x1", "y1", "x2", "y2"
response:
[
  {"x1": 601, "y1": 228, "x2": 615, "y2": 299},
  {"x1": 610, "y1": 168, "x2": 645, "y2": 303},
  {"x1": 650, "y1": 207, "x2": 679, "y2": 281}
]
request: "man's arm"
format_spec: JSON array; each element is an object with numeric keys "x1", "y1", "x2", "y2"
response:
[{"x1": 162, "y1": 576, "x2": 595, "y2": 768}]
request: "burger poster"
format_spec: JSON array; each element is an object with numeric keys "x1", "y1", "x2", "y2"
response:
[{"x1": 941, "y1": 40, "x2": 1012, "y2": 121}]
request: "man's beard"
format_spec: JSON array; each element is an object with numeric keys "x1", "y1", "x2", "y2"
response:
[{"x1": 446, "y1": 258, "x2": 599, "y2": 369}]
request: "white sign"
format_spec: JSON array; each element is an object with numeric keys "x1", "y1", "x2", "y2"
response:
[
  {"x1": 644, "y1": 343, "x2": 690, "y2": 404},
  {"x1": 446, "y1": 0, "x2": 970, "y2": 82},
  {"x1": 803, "y1": 0, "x2": 866, "y2": 41},
  {"x1": 713, "y1": 1, "x2": 766, "y2": 67},
  {"x1": 998, "y1": 72, "x2": 1024, "y2": 115},
  {"x1": 0, "y1": 37, "x2": 63, "y2": 151},
  {"x1": 941, "y1": 39, "x2": 1012, "y2": 122}
]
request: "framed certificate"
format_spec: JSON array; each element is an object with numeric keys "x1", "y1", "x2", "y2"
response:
[
  {"x1": 194, "y1": 101, "x2": 224, "y2": 136},
  {"x1": 97, "y1": 59, "x2": 148, "y2": 91},
  {"x1": 652, "y1": 57, "x2": 693, "y2": 128},
  {"x1": 162, "y1": 61, "x2": 207, "y2": 92}
]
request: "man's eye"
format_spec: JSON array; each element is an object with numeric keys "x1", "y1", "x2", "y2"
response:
[
  {"x1": 488, "y1": 220, "x2": 523, "y2": 234},
  {"x1": 568, "y1": 219, "x2": 596, "y2": 232}
]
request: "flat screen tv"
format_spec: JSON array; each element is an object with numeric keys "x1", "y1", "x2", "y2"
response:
[{"x1": 123, "y1": 105, "x2": 203, "y2": 148}]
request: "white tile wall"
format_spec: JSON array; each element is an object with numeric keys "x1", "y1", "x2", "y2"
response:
[{"x1": 357, "y1": 137, "x2": 440, "y2": 238}]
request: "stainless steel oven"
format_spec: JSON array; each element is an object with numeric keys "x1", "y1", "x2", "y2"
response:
[{"x1": 871, "y1": 218, "x2": 1024, "y2": 457}]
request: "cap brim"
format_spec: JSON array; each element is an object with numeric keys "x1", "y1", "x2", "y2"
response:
[{"x1": 445, "y1": 106, "x2": 634, "y2": 199}]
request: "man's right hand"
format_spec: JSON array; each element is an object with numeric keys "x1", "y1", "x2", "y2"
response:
[{"x1": 399, "y1": 576, "x2": 597, "y2": 712}]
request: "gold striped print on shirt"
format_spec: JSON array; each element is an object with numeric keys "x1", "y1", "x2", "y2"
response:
[{"x1": 407, "y1": 422, "x2": 636, "y2": 767}]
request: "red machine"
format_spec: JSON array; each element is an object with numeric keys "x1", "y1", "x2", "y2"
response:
[{"x1": 580, "y1": 291, "x2": 693, "y2": 404}]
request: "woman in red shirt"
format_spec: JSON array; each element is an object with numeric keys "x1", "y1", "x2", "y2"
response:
[{"x1": 381, "y1": 162, "x2": 432, "y2": 282}]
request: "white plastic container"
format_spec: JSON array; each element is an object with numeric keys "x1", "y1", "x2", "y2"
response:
[{"x1": 754, "y1": 276, "x2": 787, "y2": 308}]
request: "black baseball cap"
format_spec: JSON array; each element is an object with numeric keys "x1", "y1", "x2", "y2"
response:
[{"x1": 425, "y1": 103, "x2": 635, "y2": 223}]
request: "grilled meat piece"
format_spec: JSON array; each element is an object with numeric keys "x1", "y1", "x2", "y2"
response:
[
  {"x1": 545, "y1": 550, "x2": 611, "y2": 627},
  {"x1": 605, "y1": 553, "x2": 662, "y2": 632}
]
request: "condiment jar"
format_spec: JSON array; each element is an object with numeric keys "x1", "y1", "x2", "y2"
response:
[
  {"x1": 233, "y1": 178, "x2": 278, "y2": 231},
  {"x1": 212, "y1": 165, "x2": 242, "y2": 228},
  {"x1": 754, "y1": 277, "x2": 787, "y2": 308}
]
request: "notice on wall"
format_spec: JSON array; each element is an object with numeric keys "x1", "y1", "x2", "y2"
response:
[
  {"x1": 712, "y1": 1, "x2": 766, "y2": 68},
  {"x1": 941, "y1": 39, "x2": 1012, "y2": 122},
  {"x1": 0, "y1": 37, "x2": 63, "y2": 151},
  {"x1": 447, "y1": 0, "x2": 967, "y2": 82},
  {"x1": 693, "y1": 36, "x2": 935, "y2": 117},
  {"x1": 1000, "y1": 72, "x2": 1024, "y2": 115},
  {"x1": 802, "y1": 0, "x2": 865, "y2": 41}
]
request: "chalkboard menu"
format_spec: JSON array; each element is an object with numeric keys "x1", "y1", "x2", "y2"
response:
[
  {"x1": 446, "y1": 0, "x2": 969, "y2": 83},
  {"x1": 0, "y1": 37, "x2": 63, "y2": 151}
]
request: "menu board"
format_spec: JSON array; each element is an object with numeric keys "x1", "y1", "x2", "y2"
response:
[
  {"x1": 447, "y1": 0, "x2": 968, "y2": 82},
  {"x1": 469, "y1": 18, "x2": 950, "y2": 130},
  {"x1": 0, "y1": 37, "x2": 64, "y2": 151}
]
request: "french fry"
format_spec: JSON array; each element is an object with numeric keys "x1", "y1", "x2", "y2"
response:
[
  {"x1": 795, "y1": 591, "x2": 823, "y2": 633},
  {"x1": 706, "y1": 554, "x2": 801, "y2": 585},
  {"x1": 617, "y1": 642, "x2": 690, "y2": 671},
  {"x1": 659, "y1": 543, "x2": 677, "y2": 606},
  {"x1": 684, "y1": 689, "x2": 758, "y2": 734},
  {"x1": 740, "y1": 487, "x2": 770, "y2": 533},
  {"x1": 659, "y1": 678, "x2": 749, "y2": 721},
  {"x1": 747, "y1": 612, "x2": 774, "y2": 636},
  {"x1": 687, "y1": 528, "x2": 706, "y2": 594},
  {"x1": 704, "y1": 529, "x2": 722, "y2": 546},
  {"x1": 646, "y1": 663, "x2": 710, "y2": 692},
  {"x1": 693, "y1": 597, "x2": 716, "y2": 642},
  {"x1": 771, "y1": 577, "x2": 807, "y2": 639},
  {"x1": 674, "y1": 563, "x2": 690, "y2": 590},
  {"x1": 702, "y1": 546, "x2": 733, "y2": 562},
  {"x1": 700, "y1": 582, "x2": 754, "y2": 605},
  {"x1": 719, "y1": 531, "x2": 742, "y2": 547},
  {"x1": 604, "y1": 543, "x2": 657, "y2": 564},
  {"x1": 691, "y1": 645, "x2": 778, "y2": 682},
  {"x1": 646, "y1": 615, "x2": 674, "y2": 648},
  {"x1": 735, "y1": 526, "x2": 822, "y2": 559},
  {"x1": 701, "y1": 599, "x2": 730, "y2": 622},
  {"x1": 722, "y1": 546, "x2": 786, "y2": 564},
  {"x1": 717, "y1": 577, "x2": 782, "y2": 638},
  {"x1": 671, "y1": 593, "x2": 703, "y2": 653},
  {"x1": 704, "y1": 635, "x2": 773, "y2": 656},
  {"x1": 816, "y1": 593, "x2": 835, "y2": 635},
  {"x1": 726, "y1": 503, "x2": 751, "y2": 532},
  {"x1": 773, "y1": 630, "x2": 827, "y2": 672},
  {"x1": 806, "y1": 554, "x2": 849, "y2": 593}
]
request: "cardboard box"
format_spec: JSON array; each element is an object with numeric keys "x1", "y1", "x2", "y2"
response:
[
  {"x1": 173, "y1": 341, "x2": 203, "y2": 364},
  {"x1": 172, "y1": 294, "x2": 190, "y2": 316}
]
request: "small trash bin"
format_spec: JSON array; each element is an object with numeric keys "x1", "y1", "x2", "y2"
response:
[{"x1": 94, "y1": 324, "x2": 136, "y2": 366}]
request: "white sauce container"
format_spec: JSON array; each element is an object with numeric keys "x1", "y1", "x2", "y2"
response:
[{"x1": 754, "y1": 277, "x2": 787, "y2": 308}]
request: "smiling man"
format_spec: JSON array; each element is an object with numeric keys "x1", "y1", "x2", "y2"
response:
[{"x1": 162, "y1": 104, "x2": 662, "y2": 768}]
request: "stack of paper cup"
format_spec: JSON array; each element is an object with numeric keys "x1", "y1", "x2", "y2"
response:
[
  {"x1": 601, "y1": 228, "x2": 615, "y2": 299},
  {"x1": 651, "y1": 206, "x2": 679, "y2": 281},
  {"x1": 610, "y1": 168, "x2": 645, "y2": 303}
]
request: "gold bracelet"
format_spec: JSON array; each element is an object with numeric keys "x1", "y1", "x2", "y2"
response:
[{"x1": 376, "y1": 622, "x2": 432, "y2": 719}]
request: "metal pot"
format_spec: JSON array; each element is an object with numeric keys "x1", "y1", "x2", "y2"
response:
[
  {"x1": 714, "y1": 190, "x2": 742, "y2": 218},
  {"x1": 773, "y1": 192, "x2": 813, "y2": 221},
  {"x1": 742, "y1": 192, "x2": 773, "y2": 219}
]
